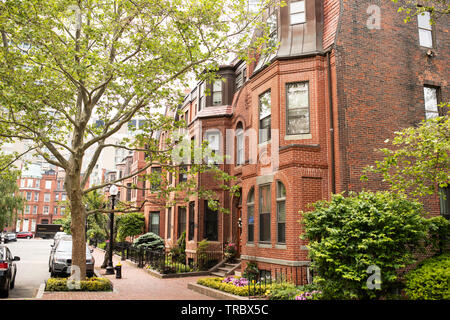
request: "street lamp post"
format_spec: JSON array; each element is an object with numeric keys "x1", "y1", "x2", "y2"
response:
[{"x1": 105, "y1": 184, "x2": 118, "y2": 275}]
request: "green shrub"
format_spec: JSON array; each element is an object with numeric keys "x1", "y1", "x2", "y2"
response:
[
  {"x1": 242, "y1": 261, "x2": 259, "y2": 280},
  {"x1": 97, "y1": 242, "x2": 106, "y2": 250},
  {"x1": 405, "y1": 254, "x2": 450, "y2": 300},
  {"x1": 197, "y1": 277, "x2": 266, "y2": 296},
  {"x1": 133, "y1": 232, "x2": 165, "y2": 251},
  {"x1": 302, "y1": 191, "x2": 436, "y2": 299},
  {"x1": 169, "y1": 231, "x2": 187, "y2": 264},
  {"x1": 45, "y1": 277, "x2": 113, "y2": 292},
  {"x1": 265, "y1": 283, "x2": 321, "y2": 300},
  {"x1": 265, "y1": 282, "x2": 299, "y2": 300}
]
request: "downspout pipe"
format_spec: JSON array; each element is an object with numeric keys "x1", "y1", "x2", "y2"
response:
[{"x1": 327, "y1": 50, "x2": 336, "y2": 195}]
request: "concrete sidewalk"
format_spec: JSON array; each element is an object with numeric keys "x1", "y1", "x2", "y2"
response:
[{"x1": 41, "y1": 248, "x2": 215, "y2": 300}]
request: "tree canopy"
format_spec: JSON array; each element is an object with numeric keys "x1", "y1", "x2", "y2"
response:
[
  {"x1": 391, "y1": 0, "x2": 450, "y2": 24},
  {"x1": 0, "y1": 0, "x2": 273, "y2": 277}
]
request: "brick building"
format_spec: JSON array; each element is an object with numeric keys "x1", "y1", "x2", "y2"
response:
[
  {"x1": 127, "y1": 0, "x2": 448, "y2": 274},
  {"x1": 16, "y1": 165, "x2": 68, "y2": 234}
]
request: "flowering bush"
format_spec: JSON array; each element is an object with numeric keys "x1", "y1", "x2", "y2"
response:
[
  {"x1": 197, "y1": 277, "x2": 266, "y2": 296},
  {"x1": 223, "y1": 242, "x2": 237, "y2": 261},
  {"x1": 222, "y1": 276, "x2": 249, "y2": 287},
  {"x1": 294, "y1": 290, "x2": 323, "y2": 300}
]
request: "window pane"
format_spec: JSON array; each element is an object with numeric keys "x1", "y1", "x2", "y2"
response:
[
  {"x1": 248, "y1": 224, "x2": 254, "y2": 242},
  {"x1": 290, "y1": 1, "x2": 305, "y2": 13},
  {"x1": 290, "y1": 12, "x2": 305, "y2": 24},
  {"x1": 259, "y1": 185, "x2": 271, "y2": 242},
  {"x1": 189, "y1": 202, "x2": 195, "y2": 241},
  {"x1": 260, "y1": 213, "x2": 271, "y2": 242},
  {"x1": 418, "y1": 12, "x2": 432, "y2": 30},
  {"x1": 213, "y1": 81, "x2": 222, "y2": 91},
  {"x1": 288, "y1": 82, "x2": 309, "y2": 108},
  {"x1": 259, "y1": 185, "x2": 271, "y2": 213},
  {"x1": 277, "y1": 201, "x2": 285, "y2": 222},
  {"x1": 259, "y1": 117, "x2": 271, "y2": 142},
  {"x1": 287, "y1": 82, "x2": 310, "y2": 135},
  {"x1": 237, "y1": 130, "x2": 244, "y2": 165},
  {"x1": 213, "y1": 92, "x2": 222, "y2": 105},
  {"x1": 167, "y1": 208, "x2": 172, "y2": 239},
  {"x1": 419, "y1": 29, "x2": 433, "y2": 48},
  {"x1": 277, "y1": 181, "x2": 286, "y2": 199},
  {"x1": 204, "y1": 201, "x2": 218, "y2": 241},
  {"x1": 424, "y1": 87, "x2": 438, "y2": 111},
  {"x1": 259, "y1": 91, "x2": 271, "y2": 120},
  {"x1": 178, "y1": 207, "x2": 186, "y2": 239},
  {"x1": 439, "y1": 187, "x2": 450, "y2": 218},
  {"x1": 288, "y1": 109, "x2": 310, "y2": 134},
  {"x1": 278, "y1": 223, "x2": 285, "y2": 243}
]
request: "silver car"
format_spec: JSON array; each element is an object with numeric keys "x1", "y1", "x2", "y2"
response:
[{"x1": 49, "y1": 240, "x2": 95, "y2": 277}]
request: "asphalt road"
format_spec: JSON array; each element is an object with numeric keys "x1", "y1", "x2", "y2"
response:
[{"x1": 3, "y1": 238, "x2": 53, "y2": 299}]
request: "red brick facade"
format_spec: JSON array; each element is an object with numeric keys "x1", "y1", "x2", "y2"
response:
[
  {"x1": 123, "y1": 0, "x2": 448, "y2": 274},
  {"x1": 16, "y1": 168, "x2": 67, "y2": 234}
]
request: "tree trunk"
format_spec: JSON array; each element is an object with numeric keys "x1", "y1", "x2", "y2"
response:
[
  {"x1": 66, "y1": 162, "x2": 87, "y2": 279},
  {"x1": 101, "y1": 241, "x2": 109, "y2": 268}
]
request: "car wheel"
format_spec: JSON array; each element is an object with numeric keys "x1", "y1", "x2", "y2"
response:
[
  {"x1": 26, "y1": 236, "x2": 31, "y2": 239},
  {"x1": 0, "y1": 280, "x2": 10, "y2": 298},
  {"x1": 10, "y1": 276, "x2": 15, "y2": 289}
]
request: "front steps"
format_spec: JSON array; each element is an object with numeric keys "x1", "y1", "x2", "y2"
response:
[{"x1": 210, "y1": 259, "x2": 241, "y2": 278}]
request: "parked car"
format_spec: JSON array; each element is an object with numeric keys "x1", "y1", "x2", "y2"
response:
[
  {"x1": 16, "y1": 231, "x2": 33, "y2": 239},
  {"x1": 3, "y1": 233, "x2": 17, "y2": 243},
  {"x1": 0, "y1": 245, "x2": 20, "y2": 298},
  {"x1": 49, "y1": 235, "x2": 72, "y2": 270},
  {"x1": 49, "y1": 239, "x2": 94, "y2": 277}
]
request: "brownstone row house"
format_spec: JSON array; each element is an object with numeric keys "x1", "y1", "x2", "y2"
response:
[{"x1": 118, "y1": 0, "x2": 448, "y2": 275}]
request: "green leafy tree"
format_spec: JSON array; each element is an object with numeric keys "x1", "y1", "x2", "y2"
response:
[
  {"x1": 362, "y1": 106, "x2": 449, "y2": 199},
  {"x1": 391, "y1": 0, "x2": 450, "y2": 24},
  {"x1": 301, "y1": 191, "x2": 449, "y2": 300},
  {"x1": 0, "y1": 164, "x2": 25, "y2": 231},
  {"x1": 0, "y1": 0, "x2": 273, "y2": 278},
  {"x1": 116, "y1": 212, "x2": 145, "y2": 242}
]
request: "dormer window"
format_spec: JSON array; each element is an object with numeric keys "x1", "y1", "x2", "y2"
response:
[{"x1": 290, "y1": 0, "x2": 306, "y2": 25}]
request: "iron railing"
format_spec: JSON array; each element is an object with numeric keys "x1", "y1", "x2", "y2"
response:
[
  {"x1": 113, "y1": 242, "x2": 222, "y2": 274},
  {"x1": 242, "y1": 266, "x2": 314, "y2": 298}
]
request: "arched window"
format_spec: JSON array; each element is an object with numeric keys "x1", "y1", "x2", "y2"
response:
[
  {"x1": 247, "y1": 187, "x2": 255, "y2": 242},
  {"x1": 276, "y1": 181, "x2": 286, "y2": 243},
  {"x1": 236, "y1": 122, "x2": 244, "y2": 165}
]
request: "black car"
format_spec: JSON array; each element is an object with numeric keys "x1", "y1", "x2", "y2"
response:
[{"x1": 0, "y1": 245, "x2": 20, "y2": 298}]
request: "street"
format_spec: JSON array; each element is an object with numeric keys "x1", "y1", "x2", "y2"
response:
[{"x1": 4, "y1": 239, "x2": 53, "y2": 299}]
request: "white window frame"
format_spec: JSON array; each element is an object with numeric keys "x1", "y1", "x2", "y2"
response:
[
  {"x1": 290, "y1": 0, "x2": 306, "y2": 25},
  {"x1": 418, "y1": 11, "x2": 433, "y2": 48},
  {"x1": 424, "y1": 86, "x2": 439, "y2": 119}
]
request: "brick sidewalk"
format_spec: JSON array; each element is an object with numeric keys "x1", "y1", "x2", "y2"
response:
[{"x1": 41, "y1": 248, "x2": 215, "y2": 300}]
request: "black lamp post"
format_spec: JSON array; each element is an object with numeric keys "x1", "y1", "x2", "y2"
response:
[{"x1": 105, "y1": 184, "x2": 118, "y2": 275}]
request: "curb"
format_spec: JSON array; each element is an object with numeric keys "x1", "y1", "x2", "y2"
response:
[
  {"x1": 187, "y1": 283, "x2": 249, "y2": 300},
  {"x1": 35, "y1": 283, "x2": 46, "y2": 299}
]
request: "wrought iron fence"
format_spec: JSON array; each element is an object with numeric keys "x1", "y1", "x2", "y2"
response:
[
  {"x1": 243, "y1": 266, "x2": 314, "y2": 298},
  {"x1": 113, "y1": 242, "x2": 222, "y2": 274}
]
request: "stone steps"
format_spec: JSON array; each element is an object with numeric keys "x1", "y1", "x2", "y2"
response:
[{"x1": 210, "y1": 259, "x2": 241, "y2": 278}]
